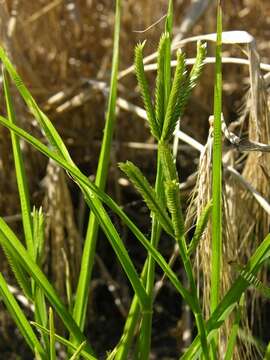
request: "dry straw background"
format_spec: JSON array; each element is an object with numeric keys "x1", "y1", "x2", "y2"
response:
[{"x1": 0, "y1": 0, "x2": 270, "y2": 358}]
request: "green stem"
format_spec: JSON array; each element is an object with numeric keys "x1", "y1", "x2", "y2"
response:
[
  {"x1": 136, "y1": 158, "x2": 163, "y2": 360},
  {"x1": 72, "y1": 0, "x2": 122, "y2": 331},
  {"x1": 210, "y1": 1, "x2": 223, "y2": 357}
]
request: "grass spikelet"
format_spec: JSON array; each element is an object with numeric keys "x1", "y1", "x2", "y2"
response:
[
  {"x1": 134, "y1": 41, "x2": 160, "y2": 139},
  {"x1": 161, "y1": 49, "x2": 186, "y2": 141}
]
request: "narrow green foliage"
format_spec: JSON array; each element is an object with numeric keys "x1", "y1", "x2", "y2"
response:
[
  {"x1": 159, "y1": 142, "x2": 179, "y2": 182},
  {"x1": 73, "y1": 0, "x2": 122, "y2": 332},
  {"x1": 210, "y1": 3, "x2": 223, "y2": 356},
  {"x1": 181, "y1": 233, "x2": 270, "y2": 360},
  {"x1": 119, "y1": 161, "x2": 173, "y2": 236},
  {"x1": 224, "y1": 295, "x2": 244, "y2": 360},
  {"x1": 236, "y1": 266, "x2": 270, "y2": 299},
  {"x1": 0, "y1": 47, "x2": 73, "y2": 162},
  {"x1": 0, "y1": 272, "x2": 45, "y2": 358},
  {"x1": 210, "y1": 0, "x2": 223, "y2": 317},
  {"x1": 32, "y1": 322, "x2": 96, "y2": 360},
  {"x1": 188, "y1": 200, "x2": 213, "y2": 256},
  {"x1": 3, "y1": 69, "x2": 34, "y2": 258},
  {"x1": 0, "y1": 115, "x2": 186, "y2": 300},
  {"x1": 155, "y1": 33, "x2": 168, "y2": 131},
  {"x1": 0, "y1": 220, "x2": 95, "y2": 355},
  {"x1": 161, "y1": 50, "x2": 186, "y2": 141},
  {"x1": 32, "y1": 207, "x2": 49, "y2": 352},
  {"x1": 62, "y1": 249, "x2": 73, "y2": 311},
  {"x1": 173, "y1": 41, "x2": 206, "y2": 125},
  {"x1": 49, "y1": 307, "x2": 56, "y2": 360},
  {"x1": 69, "y1": 341, "x2": 87, "y2": 360},
  {"x1": 135, "y1": 42, "x2": 160, "y2": 139}
]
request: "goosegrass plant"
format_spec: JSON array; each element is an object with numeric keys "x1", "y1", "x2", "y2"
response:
[{"x1": 0, "y1": 0, "x2": 270, "y2": 359}]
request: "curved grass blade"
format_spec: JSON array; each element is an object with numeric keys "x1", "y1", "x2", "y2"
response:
[
  {"x1": 3, "y1": 68, "x2": 34, "y2": 258},
  {"x1": 0, "y1": 47, "x2": 72, "y2": 162},
  {"x1": 0, "y1": 272, "x2": 45, "y2": 358},
  {"x1": 0, "y1": 117, "x2": 190, "y2": 303},
  {"x1": 69, "y1": 341, "x2": 87, "y2": 360},
  {"x1": 32, "y1": 322, "x2": 95, "y2": 360},
  {"x1": 0, "y1": 221, "x2": 95, "y2": 356},
  {"x1": 224, "y1": 295, "x2": 244, "y2": 360},
  {"x1": 181, "y1": 233, "x2": 270, "y2": 359}
]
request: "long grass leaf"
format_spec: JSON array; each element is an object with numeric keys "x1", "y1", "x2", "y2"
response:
[
  {"x1": 0, "y1": 117, "x2": 189, "y2": 302},
  {"x1": 73, "y1": 0, "x2": 122, "y2": 332},
  {"x1": 181, "y1": 233, "x2": 270, "y2": 359},
  {"x1": 224, "y1": 295, "x2": 244, "y2": 360},
  {"x1": 0, "y1": 47, "x2": 72, "y2": 161},
  {"x1": 3, "y1": 69, "x2": 34, "y2": 258},
  {"x1": 32, "y1": 322, "x2": 95, "y2": 360},
  {"x1": 210, "y1": 3, "x2": 223, "y2": 356},
  {"x1": 0, "y1": 272, "x2": 45, "y2": 358},
  {"x1": 0, "y1": 222, "x2": 95, "y2": 355},
  {"x1": 69, "y1": 341, "x2": 87, "y2": 360},
  {"x1": 49, "y1": 308, "x2": 56, "y2": 360}
]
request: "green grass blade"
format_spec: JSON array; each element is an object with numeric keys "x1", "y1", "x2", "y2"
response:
[
  {"x1": 32, "y1": 207, "x2": 49, "y2": 352},
  {"x1": 135, "y1": 41, "x2": 160, "y2": 139},
  {"x1": 0, "y1": 220, "x2": 95, "y2": 355},
  {"x1": 49, "y1": 307, "x2": 56, "y2": 360},
  {"x1": 181, "y1": 233, "x2": 270, "y2": 359},
  {"x1": 0, "y1": 47, "x2": 72, "y2": 161},
  {"x1": 0, "y1": 272, "x2": 45, "y2": 358},
  {"x1": 73, "y1": 0, "x2": 122, "y2": 332},
  {"x1": 69, "y1": 341, "x2": 87, "y2": 360},
  {"x1": 32, "y1": 322, "x2": 96, "y2": 360},
  {"x1": 3, "y1": 69, "x2": 34, "y2": 258},
  {"x1": 224, "y1": 295, "x2": 244, "y2": 360},
  {"x1": 119, "y1": 161, "x2": 173, "y2": 236},
  {"x1": 188, "y1": 200, "x2": 213, "y2": 256},
  {"x1": 0, "y1": 117, "x2": 189, "y2": 302},
  {"x1": 210, "y1": 2, "x2": 223, "y2": 356}
]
